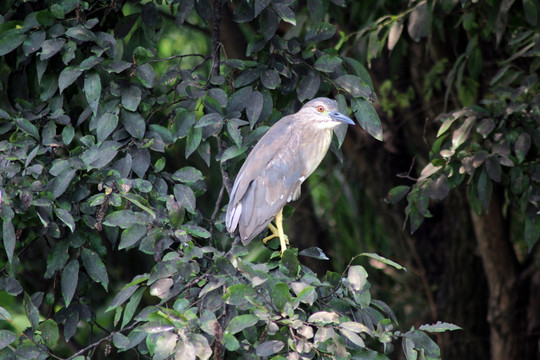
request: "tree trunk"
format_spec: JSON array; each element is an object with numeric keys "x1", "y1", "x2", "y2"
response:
[{"x1": 469, "y1": 192, "x2": 533, "y2": 359}]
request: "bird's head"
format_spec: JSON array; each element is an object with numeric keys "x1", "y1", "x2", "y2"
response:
[{"x1": 299, "y1": 97, "x2": 355, "y2": 128}]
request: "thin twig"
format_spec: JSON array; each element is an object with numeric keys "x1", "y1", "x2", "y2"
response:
[
  {"x1": 148, "y1": 53, "x2": 207, "y2": 64},
  {"x1": 210, "y1": 184, "x2": 226, "y2": 240},
  {"x1": 66, "y1": 322, "x2": 140, "y2": 360},
  {"x1": 211, "y1": 0, "x2": 223, "y2": 77},
  {"x1": 216, "y1": 136, "x2": 232, "y2": 196},
  {"x1": 396, "y1": 157, "x2": 417, "y2": 181}
]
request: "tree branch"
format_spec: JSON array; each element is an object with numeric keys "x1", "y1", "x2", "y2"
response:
[
  {"x1": 66, "y1": 322, "x2": 140, "y2": 360},
  {"x1": 211, "y1": 0, "x2": 223, "y2": 77}
]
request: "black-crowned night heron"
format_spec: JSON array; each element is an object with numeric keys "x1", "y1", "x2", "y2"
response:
[{"x1": 225, "y1": 97, "x2": 355, "y2": 254}]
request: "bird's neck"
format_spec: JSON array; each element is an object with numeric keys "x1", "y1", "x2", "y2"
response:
[{"x1": 298, "y1": 121, "x2": 335, "y2": 177}]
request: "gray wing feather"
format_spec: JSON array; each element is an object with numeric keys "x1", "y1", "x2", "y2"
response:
[{"x1": 226, "y1": 114, "x2": 307, "y2": 243}]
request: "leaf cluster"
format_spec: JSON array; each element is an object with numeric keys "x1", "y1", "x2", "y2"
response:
[
  {"x1": 0, "y1": 0, "x2": 456, "y2": 359},
  {"x1": 382, "y1": 2, "x2": 540, "y2": 247}
]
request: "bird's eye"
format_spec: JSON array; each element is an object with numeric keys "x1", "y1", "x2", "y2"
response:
[{"x1": 316, "y1": 105, "x2": 325, "y2": 113}]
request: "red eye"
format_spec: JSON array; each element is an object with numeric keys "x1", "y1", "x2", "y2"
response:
[{"x1": 317, "y1": 105, "x2": 325, "y2": 113}]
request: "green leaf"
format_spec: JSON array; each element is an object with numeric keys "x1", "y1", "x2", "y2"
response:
[
  {"x1": 23, "y1": 30, "x2": 46, "y2": 56},
  {"x1": 296, "y1": 286, "x2": 317, "y2": 305},
  {"x1": 272, "y1": 4, "x2": 296, "y2": 25},
  {"x1": 174, "y1": 184, "x2": 196, "y2": 214},
  {"x1": 85, "y1": 72, "x2": 101, "y2": 115},
  {"x1": 137, "y1": 63, "x2": 156, "y2": 88},
  {"x1": 305, "y1": 22, "x2": 336, "y2": 42},
  {"x1": 121, "y1": 287, "x2": 145, "y2": 328},
  {"x1": 195, "y1": 113, "x2": 224, "y2": 128},
  {"x1": 152, "y1": 332, "x2": 178, "y2": 360},
  {"x1": 223, "y1": 333, "x2": 239, "y2": 351},
  {"x1": 220, "y1": 145, "x2": 246, "y2": 162},
  {"x1": 261, "y1": 69, "x2": 280, "y2": 89},
  {"x1": 0, "y1": 329, "x2": 17, "y2": 350},
  {"x1": 113, "y1": 333, "x2": 130, "y2": 350},
  {"x1": 50, "y1": 168, "x2": 76, "y2": 199},
  {"x1": 96, "y1": 111, "x2": 119, "y2": 144},
  {"x1": 121, "y1": 193, "x2": 156, "y2": 219},
  {"x1": 515, "y1": 132, "x2": 531, "y2": 163},
  {"x1": 2, "y1": 220, "x2": 15, "y2": 264},
  {"x1": 407, "y1": 1, "x2": 429, "y2": 42},
  {"x1": 307, "y1": 0, "x2": 324, "y2": 23},
  {"x1": 314, "y1": 54, "x2": 342, "y2": 73},
  {"x1": 122, "y1": 110, "x2": 146, "y2": 139},
  {"x1": 359, "y1": 253, "x2": 406, "y2": 271},
  {"x1": 172, "y1": 167, "x2": 204, "y2": 184},
  {"x1": 119, "y1": 224, "x2": 147, "y2": 250},
  {"x1": 106, "y1": 284, "x2": 140, "y2": 312},
  {"x1": 185, "y1": 127, "x2": 202, "y2": 159},
  {"x1": 79, "y1": 56, "x2": 103, "y2": 71},
  {"x1": 340, "y1": 321, "x2": 372, "y2": 334},
  {"x1": 176, "y1": 0, "x2": 194, "y2": 25},
  {"x1": 298, "y1": 246, "x2": 329, "y2": 260},
  {"x1": 388, "y1": 20, "x2": 404, "y2": 51},
  {"x1": 451, "y1": 116, "x2": 475, "y2": 150},
  {"x1": 62, "y1": 125, "x2": 75, "y2": 145},
  {"x1": 24, "y1": 293, "x2": 40, "y2": 330},
  {"x1": 104, "y1": 210, "x2": 147, "y2": 229},
  {"x1": 246, "y1": 90, "x2": 264, "y2": 128},
  {"x1": 45, "y1": 241, "x2": 70, "y2": 279},
  {"x1": 40, "y1": 319, "x2": 59, "y2": 348},
  {"x1": 335, "y1": 75, "x2": 373, "y2": 99},
  {"x1": 297, "y1": 72, "x2": 321, "y2": 102},
  {"x1": 271, "y1": 282, "x2": 291, "y2": 311},
  {"x1": 0, "y1": 306, "x2": 12, "y2": 320},
  {"x1": 81, "y1": 248, "x2": 109, "y2": 291},
  {"x1": 256, "y1": 340, "x2": 285, "y2": 357},
  {"x1": 352, "y1": 98, "x2": 383, "y2": 141},
  {"x1": 523, "y1": 0, "x2": 538, "y2": 25},
  {"x1": 384, "y1": 185, "x2": 410, "y2": 204},
  {"x1": 343, "y1": 57, "x2": 374, "y2": 90},
  {"x1": 65, "y1": 26, "x2": 97, "y2": 42},
  {"x1": 224, "y1": 284, "x2": 256, "y2": 306},
  {"x1": 227, "y1": 122, "x2": 243, "y2": 147},
  {"x1": 55, "y1": 207, "x2": 75, "y2": 232},
  {"x1": 61, "y1": 259, "x2": 79, "y2": 307},
  {"x1": 259, "y1": 8, "x2": 279, "y2": 40},
  {"x1": 226, "y1": 314, "x2": 258, "y2": 334},
  {"x1": 340, "y1": 328, "x2": 366, "y2": 348},
  {"x1": 404, "y1": 330, "x2": 440, "y2": 358},
  {"x1": 308, "y1": 311, "x2": 339, "y2": 325},
  {"x1": 182, "y1": 224, "x2": 211, "y2": 238},
  {"x1": 0, "y1": 31, "x2": 26, "y2": 56},
  {"x1": 348, "y1": 265, "x2": 368, "y2": 291},
  {"x1": 59, "y1": 66, "x2": 83, "y2": 93},
  {"x1": 418, "y1": 321, "x2": 462, "y2": 333},
  {"x1": 15, "y1": 118, "x2": 40, "y2": 139},
  {"x1": 121, "y1": 86, "x2": 142, "y2": 111},
  {"x1": 280, "y1": 249, "x2": 299, "y2": 276}
]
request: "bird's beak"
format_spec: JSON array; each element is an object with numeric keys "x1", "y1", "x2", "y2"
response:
[{"x1": 329, "y1": 111, "x2": 355, "y2": 125}]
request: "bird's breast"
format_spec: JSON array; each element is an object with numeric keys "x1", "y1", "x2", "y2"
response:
[{"x1": 298, "y1": 127, "x2": 334, "y2": 177}]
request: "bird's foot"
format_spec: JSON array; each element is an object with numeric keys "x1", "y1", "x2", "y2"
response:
[{"x1": 263, "y1": 223, "x2": 279, "y2": 244}]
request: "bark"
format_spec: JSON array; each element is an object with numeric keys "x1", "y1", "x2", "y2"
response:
[{"x1": 470, "y1": 192, "x2": 534, "y2": 359}]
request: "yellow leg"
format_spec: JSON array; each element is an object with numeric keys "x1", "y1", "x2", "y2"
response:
[
  {"x1": 262, "y1": 223, "x2": 279, "y2": 244},
  {"x1": 275, "y1": 209, "x2": 289, "y2": 254},
  {"x1": 261, "y1": 209, "x2": 289, "y2": 254}
]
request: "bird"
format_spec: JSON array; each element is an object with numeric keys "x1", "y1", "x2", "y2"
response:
[{"x1": 225, "y1": 97, "x2": 355, "y2": 254}]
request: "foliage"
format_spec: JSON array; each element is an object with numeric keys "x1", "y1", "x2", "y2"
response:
[
  {"x1": 0, "y1": 0, "x2": 459, "y2": 359},
  {"x1": 378, "y1": 0, "x2": 540, "y2": 249}
]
